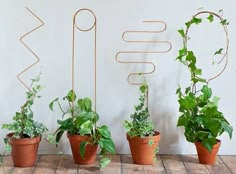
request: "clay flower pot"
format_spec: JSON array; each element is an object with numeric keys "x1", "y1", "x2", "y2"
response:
[
  {"x1": 67, "y1": 132, "x2": 98, "y2": 165},
  {"x1": 7, "y1": 133, "x2": 41, "y2": 167},
  {"x1": 127, "y1": 131, "x2": 161, "y2": 165},
  {"x1": 195, "y1": 140, "x2": 221, "y2": 165}
]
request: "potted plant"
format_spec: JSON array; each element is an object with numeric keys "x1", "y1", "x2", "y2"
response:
[
  {"x1": 176, "y1": 10, "x2": 233, "y2": 165},
  {"x1": 123, "y1": 79, "x2": 161, "y2": 165},
  {"x1": 2, "y1": 74, "x2": 48, "y2": 167},
  {"x1": 49, "y1": 90, "x2": 115, "y2": 168}
]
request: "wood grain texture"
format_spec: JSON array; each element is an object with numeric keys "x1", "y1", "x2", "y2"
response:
[
  {"x1": 1, "y1": 154, "x2": 236, "y2": 174},
  {"x1": 34, "y1": 155, "x2": 60, "y2": 174},
  {"x1": 181, "y1": 155, "x2": 210, "y2": 174},
  {"x1": 121, "y1": 155, "x2": 144, "y2": 174},
  {"x1": 206, "y1": 156, "x2": 231, "y2": 174},
  {"x1": 220, "y1": 156, "x2": 236, "y2": 174},
  {"x1": 56, "y1": 155, "x2": 78, "y2": 174},
  {"x1": 78, "y1": 156, "x2": 100, "y2": 174},
  {"x1": 161, "y1": 155, "x2": 188, "y2": 174},
  {"x1": 100, "y1": 155, "x2": 121, "y2": 174}
]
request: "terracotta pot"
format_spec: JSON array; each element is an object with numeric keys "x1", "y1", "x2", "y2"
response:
[
  {"x1": 195, "y1": 140, "x2": 221, "y2": 165},
  {"x1": 7, "y1": 133, "x2": 41, "y2": 167},
  {"x1": 67, "y1": 132, "x2": 98, "y2": 165},
  {"x1": 127, "y1": 131, "x2": 161, "y2": 165}
]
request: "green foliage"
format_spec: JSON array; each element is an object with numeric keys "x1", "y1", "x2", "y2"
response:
[
  {"x1": 50, "y1": 91, "x2": 115, "y2": 167},
  {"x1": 123, "y1": 81, "x2": 155, "y2": 138},
  {"x1": 176, "y1": 11, "x2": 233, "y2": 152},
  {"x1": 2, "y1": 74, "x2": 48, "y2": 139}
]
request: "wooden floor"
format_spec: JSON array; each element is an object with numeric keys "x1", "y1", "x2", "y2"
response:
[{"x1": 0, "y1": 155, "x2": 236, "y2": 174}]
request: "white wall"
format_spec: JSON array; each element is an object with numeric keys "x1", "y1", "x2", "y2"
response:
[{"x1": 0, "y1": 0, "x2": 236, "y2": 155}]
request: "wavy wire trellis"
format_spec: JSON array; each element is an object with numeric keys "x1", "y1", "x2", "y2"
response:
[
  {"x1": 115, "y1": 20, "x2": 172, "y2": 105},
  {"x1": 72, "y1": 9, "x2": 97, "y2": 111},
  {"x1": 18, "y1": 7, "x2": 44, "y2": 96}
]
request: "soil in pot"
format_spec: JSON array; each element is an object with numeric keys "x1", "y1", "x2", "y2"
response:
[
  {"x1": 127, "y1": 131, "x2": 161, "y2": 165},
  {"x1": 7, "y1": 133, "x2": 41, "y2": 167},
  {"x1": 67, "y1": 133, "x2": 98, "y2": 165},
  {"x1": 195, "y1": 140, "x2": 221, "y2": 165}
]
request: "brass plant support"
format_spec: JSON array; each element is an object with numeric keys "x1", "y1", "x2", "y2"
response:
[
  {"x1": 185, "y1": 11, "x2": 229, "y2": 84},
  {"x1": 72, "y1": 9, "x2": 97, "y2": 110},
  {"x1": 115, "y1": 20, "x2": 172, "y2": 104},
  {"x1": 18, "y1": 7, "x2": 44, "y2": 94}
]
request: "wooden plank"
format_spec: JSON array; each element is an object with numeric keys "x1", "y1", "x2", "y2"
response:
[
  {"x1": 161, "y1": 155, "x2": 188, "y2": 174},
  {"x1": 121, "y1": 154, "x2": 144, "y2": 174},
  {"x1": 1, "y1": 155, "x2": 13, "y2": 174},
  {"x1": 143, "y1": 155, "x2": 166, "y2": 174},
  {"x1": 219, "y1": 156, "x2": 236, "y2": 174},
  {"x1": 78, "y1": 156, "x2": 100, "y2": 174},
  {"x1": 100, "y1": 155, "x2": 121, "y2": 174},
  {"x1": 181, "y1": 155, "x2": 210, "y2": 174},
  {"x1": 56, "y1": 155, "x2": 78, "y2": 174},
  {"x1": 206, "y1": 156, "x2": 231, "y2": 174},
  {"x1": 34, "y1": 155, "x2": 60, "y2": 174}
]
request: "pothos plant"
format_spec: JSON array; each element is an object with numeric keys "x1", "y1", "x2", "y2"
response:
[
  {"x1": 123, "y1": 77, "x2": 155, "y2": 138},
  {"x1": 49, "y1": 90, "x2": 115, "y2": 168},
  {"x1": 2, "y1": 74, "x2": 48, "y2": 139},
  {"x1": 176, "y1": 10, "x2": 233, "y2": 152}
]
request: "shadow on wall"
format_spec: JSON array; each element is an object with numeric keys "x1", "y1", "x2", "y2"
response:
[{"x1": 150, "y1": 78, "x2": 182, "y2": 154}]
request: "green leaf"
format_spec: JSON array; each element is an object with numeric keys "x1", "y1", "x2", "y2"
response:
[
  {"x1": 207, "y1": 14, "x2": 214, "y2": 22},
  {"x1": 148, "y1": 139, "x2": 154, "y2": 146},
  {"x1": 97, "y1": 125, "x2": 111, "y2": 139},
  {"x1": 100, "y1": 157, "x2": 111, "y2": 168},
  {"x1": 55, "y1": 131, "x2": 64, "y2": 145},
  {"x1": 178, "y1": 29, "x2": 185, "y2": 38},
  {"x1": 179, "y1": 96, "x2": 196, "y2": 110},
  {"x1": 192, "y1": 17, "x2": 202, "y2": 25},
  {"x1": 67, "y1": 89, "x2": 76, "y2": 102},
  {"x1": 79, "y1": 120, "x2": 92, "y2": 135},
  {"x1": 49, "y1": 98, "x2": 58, "y2": 111},
  {"x1": 177, "y1": 115, "x2": 189, "y2": 127},
  {"x1": 84, "y1": 98, "x2": 92, "y2": 111},
  {"x1": 98, "y1": 138, "x2": 115, "y2": 154},
  {"x1": 201, "y1": 85, "x2": 212, "y2": 100},
  {"x1": 202, "y1": 138, "x2": 217, "y2": 152},
  {"x1": 220, "y1": 19, "x2": 229, "y2": 25},
  {"x1": 221, "y1": 121, "x2": 233, "y2": 139},
  {"x1": 80, "y1": 141, "x2": 88, "y2": 158},
  {"x1": 214, "y1": 48, "x2": 224, "y2": 55}
]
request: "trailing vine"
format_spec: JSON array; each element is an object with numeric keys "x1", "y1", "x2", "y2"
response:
[{"x1": 176, "y1": 10, "x2": 233, "y2": 152}]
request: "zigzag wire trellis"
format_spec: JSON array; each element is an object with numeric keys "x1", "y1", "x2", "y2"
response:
[
  {"x1": 72, "y1": 9, "x2": 97, "y2": 111},
  {"x1": 115, "y1": 20, "x2": 172, "y2": 105},
  {"x1": 18, "y1": 7, "x2": 44, "y2": 94}
]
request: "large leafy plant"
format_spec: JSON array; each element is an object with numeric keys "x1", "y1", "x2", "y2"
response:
[
  {"x1": 49, "y1": 90, "x2": 115, "y2": 168},
  {"x1": 124, "y1": 82, "x2": 155, "y2": 138},
  {"x1": 2, "y1": 74, "x2": 48, "y2": 138},
  {"x1": 176, "y1": 10, "x2": 233, "y2": 152}
]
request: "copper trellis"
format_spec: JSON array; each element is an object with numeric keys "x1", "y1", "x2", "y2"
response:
[
  {"x1": 18, "y1": 7, "x2": 44, "y2": 94},
  {"x1": 72, "y1": 9, "x2": 97, "y2": 110},
  {"x1": 185, "y1": 11, "x2": 229, "y2": 84},
  {"x1": 115, "y1": 20, "x2": 172, "y2": 105}
]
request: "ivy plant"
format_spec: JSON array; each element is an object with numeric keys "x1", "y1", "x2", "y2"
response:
[
  {"x1": 176, "y1": 10, "x2": 233, "y2": 152},
  {"x1": 123, "y1": 80, "x2": 155, "y2": 138},
  {"x1": 2, "y1": 74, "x2": 48, "y2": 138},
  {"x1": 49, "y1": 90, "x2": 115, "y2": 168}
]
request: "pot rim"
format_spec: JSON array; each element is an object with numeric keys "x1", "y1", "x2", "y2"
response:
[
  {"x1": 7, "y1": 133, "x2": 41, "y2": 145},
  {"x1": 127, "y1": 131, "x2": 161, "y2": 142}
]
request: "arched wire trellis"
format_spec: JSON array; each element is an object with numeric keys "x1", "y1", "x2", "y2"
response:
[
  {"x1": 185, "y1": 11, "x2": 229, "y2": 85},
  {"x1": 72, "y1": 9, "x2": 97, "y2": 111},
  {"x1": 18, "y1": 7, "x2": 44, "y2": 108},
  {"x1": 115, "y1": 20, "x2": 172, "y2": 106}
]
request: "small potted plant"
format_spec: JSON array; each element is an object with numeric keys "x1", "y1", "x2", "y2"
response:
[
  {"x1": 176, "y1": 10, "x2": 233, "y2": 165},
  {"x1": 2, "y1": 74, "x2": 48, "y2": 167},
  {"x1": 49, "y1": 90, "x2": 115, "y2": 168},
  {"x1": 123, "y1": 79, "x2": 161, "y2": 165}
]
